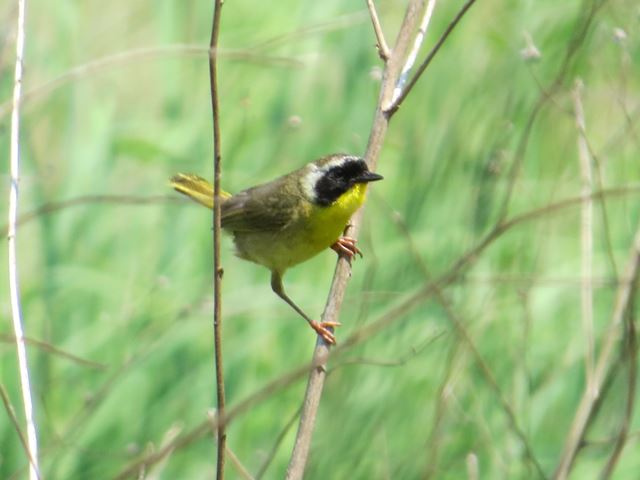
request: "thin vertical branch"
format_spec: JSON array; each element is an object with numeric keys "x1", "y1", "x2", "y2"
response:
[
  {"x1": 208, "y1": 0, "x2": 226, "y2": 478},
  {"x1": 8, "y1": 0, "x2": 39, "y2": 479},
  {"x1": 573, "y1": 79, "x2": 596, "y2": 399},
  {"x1": 366, "y1": 0, "x2": 391, "y2": 60}
]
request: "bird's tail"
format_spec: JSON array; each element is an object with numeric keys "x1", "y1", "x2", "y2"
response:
[{"x1": 170, "y1": 173, "x2": 231, "y2": 210}]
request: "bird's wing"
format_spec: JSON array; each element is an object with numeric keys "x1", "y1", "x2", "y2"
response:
[{"x1": 221, "y1": 177, "x2": 303, "y2": 233}]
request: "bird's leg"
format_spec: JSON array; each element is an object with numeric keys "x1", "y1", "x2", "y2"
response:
[
  {"x1": 270, "y1": 271, "x2": 340, "y2": 345},
  {"x1": 331, "y1": 236, "x2": 363, "y2": 262}
]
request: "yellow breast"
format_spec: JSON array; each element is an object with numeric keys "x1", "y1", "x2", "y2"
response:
[
  {"x1": 232, "y1": 183, "x2": 369, "y2": 273},
  {"x1": 303, "y1": 182, "x2": 368, "y2": 250}
]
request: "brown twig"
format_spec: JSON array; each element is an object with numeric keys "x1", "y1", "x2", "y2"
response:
[
  {"x1": 285, "y1": 2, "x2": 430, "y2": 477},
  {"x1": 208, "y1": 0, "x2": 226, "y2": 478},
  {"x1": 225, "y1": 446, "x2": 255, "y2": 480},
  {"x1": 0, "y1": 335, "x2": 107, "y2": 370},
  {"x1": 366, "y1": 0, "x2": 391, "y2": 60},
  {"x1": 0, "y1": 384, "x2": 37, "y2": 473}
]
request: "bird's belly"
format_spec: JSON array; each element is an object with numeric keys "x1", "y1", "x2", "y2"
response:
[
  {"x1": 232, "y1": 217, "x2": 347, "y2": 273},
  {"x1": 231, "y1": 186, "x2": 366, "y2": 273}
]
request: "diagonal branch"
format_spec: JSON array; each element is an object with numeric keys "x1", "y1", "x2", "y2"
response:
[
  {"x1": 286, "y1": 1, "x2": 458, "y2": 477},
  {"x1": 390, "y1": 0, "x2": 437, "y2": 105},
  {"x1": 385, "y1": 0, "x2": 477, "y2": 114}
]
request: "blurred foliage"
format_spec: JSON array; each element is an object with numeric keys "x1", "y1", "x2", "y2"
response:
[{"x1": 1, "y1": 0, "x2": 640, "y2": 478}]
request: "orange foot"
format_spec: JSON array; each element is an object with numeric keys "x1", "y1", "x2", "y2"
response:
[
  {"x1": 331, "y1": 236, "x2": 363, "y2": 262},
  {"x1": 309, "y1": 320, "x2": 341, "y2": 345}
]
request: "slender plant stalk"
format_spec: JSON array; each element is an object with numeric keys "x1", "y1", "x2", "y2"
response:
[
  {"x1": 573, "y1": 79, "x2": 596, "y2": 399},
  {"x1": 208, "y1": 0, "x2": 226, "y2": 478},
  {"x1": 8, "y1": 0, "x2": 39, "y2": 479},
  {"x1": 366, "y1": 0, "x2": 391, "y2": 60},
  {"x1": 286, "y1": 0, "x2": 499, "y2": 475},
  {"x1": 286, "y1": 1, "x2": 443, "y2": 477}
]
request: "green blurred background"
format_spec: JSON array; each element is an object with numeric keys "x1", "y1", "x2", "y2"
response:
[{"x1": 1, "y1": 0, "x2": 639, "y2": 478}]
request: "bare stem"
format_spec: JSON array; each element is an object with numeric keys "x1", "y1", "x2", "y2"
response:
[
  {"x1": 572, "y1": 79, "x2": 596, "y2": 399},
  {"x1": 8, "y1": 0, "x2": 39, "y2": 478},
  {"x1": 366, "y1": 0, "x2": 391, "y2": 60},
  {"x1": 209, "y1": 0, "x2": 226, "y2": 478},
  {"x1": 286, "y1": 1, "x2": 441, "y2": 477}
]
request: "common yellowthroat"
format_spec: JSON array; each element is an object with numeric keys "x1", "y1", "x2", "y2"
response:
[{"x1": 170, "y1": 153, "x2": 383, "y2": 344}]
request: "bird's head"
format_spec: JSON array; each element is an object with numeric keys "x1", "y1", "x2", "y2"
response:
[{"x1": 302, "y1": 154, "x2": 383, "y2": 206}]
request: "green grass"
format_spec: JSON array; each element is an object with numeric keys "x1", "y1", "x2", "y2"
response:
[{"x1": 2, "y1": 0, "x2": 640, "y2": 478}]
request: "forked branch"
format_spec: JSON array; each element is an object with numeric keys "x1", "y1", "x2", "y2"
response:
[{"x1": 286, "y1": 1, "x2": 479, "y2": 477}]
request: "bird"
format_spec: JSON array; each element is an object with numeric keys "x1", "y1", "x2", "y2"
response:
[{"x1": 170, "y1": 153, "x2": 383, "y2": 344}]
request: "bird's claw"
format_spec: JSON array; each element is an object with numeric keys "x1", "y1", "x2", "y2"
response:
[
  {"x1": 331, "y1": 236, "x2": 363, "y2": 263},
  {"x1": 310, "y1": 320, "x2": 341, "y2": 345}
]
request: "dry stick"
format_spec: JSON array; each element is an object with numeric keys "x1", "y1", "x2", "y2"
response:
[
  {"x1": 208, "y1": 0, "x2": 226, "y2": 478},
  {"x1": 225, "y1": 446, "x2": 255, "y2": 480},
  {"x1": 0, "y1": 384, "x2": 36, "y2": 472},
  {"x1": 573, "y1": 80, "x2": 596, "y2": 400},
  {"x1": 0, "y1": 334, "x2": 107, "y2": 370},
  {"x1": 366, "y1": 0, "x2": 391, "y2": 60},
  {"x1": 114, "y1": 185, "x2": 640, "y2": 479},
  {"x1": 7, "y1": 0, "x2": 39, "y2": 479},
  {"x1": 285, "y1": 1, "x2": 429, "y2": 477},
  {"x1": 553, "y1": 222, "x2": 640, "y2": 479}
]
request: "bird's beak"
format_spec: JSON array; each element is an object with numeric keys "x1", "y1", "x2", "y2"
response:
[{"x1": 355, "y1": 171, "x2": 384, "y2": 183}]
